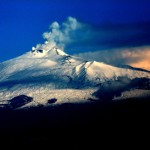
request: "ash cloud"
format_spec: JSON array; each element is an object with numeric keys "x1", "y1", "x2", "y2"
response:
[
  {"x1": 32, "y1": 16, "x2": 84, "y2": 51},
  {"x1": 32, "y1": 16, "x2": 100, "y2": 52},
  {"x1": 32, "y1": 16, "x2": 150, "y2": 53}
]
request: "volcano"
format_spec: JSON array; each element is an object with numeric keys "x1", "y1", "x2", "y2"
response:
[{"x1": 0, "y1": 47, "x2": 150, "y2": 109}]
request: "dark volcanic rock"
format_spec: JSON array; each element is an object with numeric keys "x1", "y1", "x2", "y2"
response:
[
  {"x1": 47, "y1": 98, "x2": 57, "y2": 104},
  {"x1": 8, "y1": 95, "x2": 33, "y2": 109}
]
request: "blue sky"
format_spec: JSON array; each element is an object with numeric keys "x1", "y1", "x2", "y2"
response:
[{"x1": 0, "y1": 0, "x2": 150, "y2": 62}]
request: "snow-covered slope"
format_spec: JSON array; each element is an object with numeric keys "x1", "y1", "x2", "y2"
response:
[{"x1": 0, "y1": 47, "x2": 150, "y2": 108}]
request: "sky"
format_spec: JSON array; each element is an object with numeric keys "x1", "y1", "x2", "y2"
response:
[{"x1": 0, "y1": 0, "x2": 150, "y2": 69}]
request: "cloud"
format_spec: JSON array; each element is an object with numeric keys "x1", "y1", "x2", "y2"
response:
[
  {"x1": 75, "y1": 46, "x2": 150, "y2": 70},
  {"x1": 32, "y1": 16, "x2": 150, "y2": 54},
  {"x1": 32, "y1": 16, "x2": 84, "y2": 51},
  {"x1": 32, "y1": 16, "x2": 105, "y2": 53}
]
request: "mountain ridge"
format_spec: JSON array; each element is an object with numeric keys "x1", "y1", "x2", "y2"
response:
[{"x1": 0, "y1": 47, "x2": 150, "y2": 108}]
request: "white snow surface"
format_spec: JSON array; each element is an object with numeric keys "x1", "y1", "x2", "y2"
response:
[{"x1": 0, "y1": 47, "x2": 150, "y2": 108}]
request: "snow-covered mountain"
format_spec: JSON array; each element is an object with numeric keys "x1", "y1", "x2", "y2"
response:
[{"x1": 0, "y1": 48, "x2": 150, "y2": 109}]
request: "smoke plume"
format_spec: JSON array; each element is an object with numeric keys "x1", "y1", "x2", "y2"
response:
[{"x1": 32, "y1": 16, "x2": 83, "y2": 51}]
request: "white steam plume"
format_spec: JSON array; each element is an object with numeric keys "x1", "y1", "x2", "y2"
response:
[{"x1": 32, "y1": 17, "x2": 82, "y2": 51}]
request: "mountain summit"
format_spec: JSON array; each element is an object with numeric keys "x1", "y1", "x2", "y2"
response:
[{"x1": 0, "y1": 48, "x2": 150, "y2": 108}]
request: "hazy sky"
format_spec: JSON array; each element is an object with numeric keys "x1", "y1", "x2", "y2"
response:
[{"x1": 0, "y1": 0, "x2": 150, "y2": 62}]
